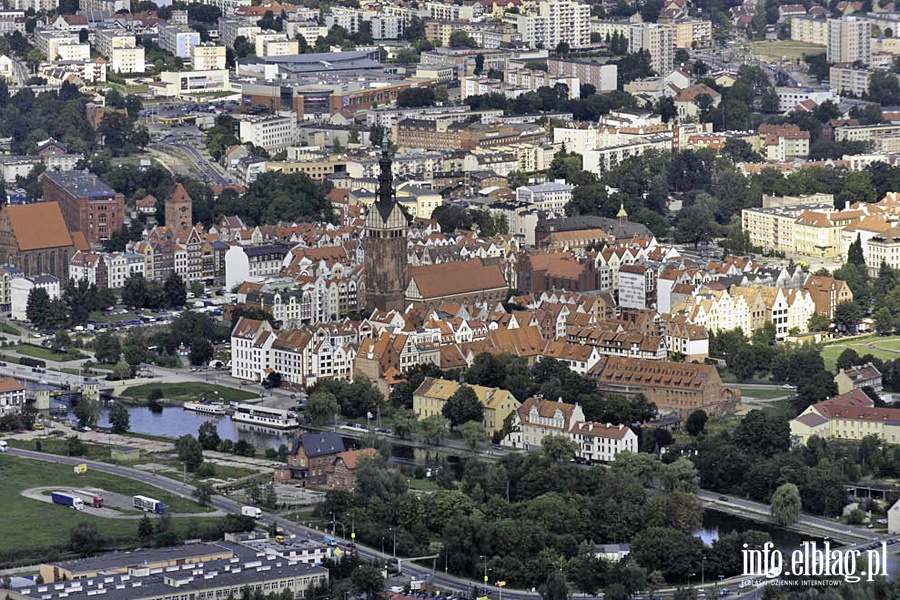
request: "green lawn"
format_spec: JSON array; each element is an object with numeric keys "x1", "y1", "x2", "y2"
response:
[
  {"x1": 821, "y1": 341, "x2": 900, "y2": 371},
  {"x1": 122, "y1": 382, "x2": 258, "y2": 403},
  {"x1": 407, "y1": 478, "x2": 438, "y2": 491},
  {"x1": 741, "y1": 388, "x2": 793, "y2": 400},
  {"x1": 0, "y1": 322, "x2": 20, "y2": 335},
  {"x1": 761, "y1": 399, "x2": 797, "y2": 421},
  {"x1": 869, "y1": 338, "x2": 900, "y2": 352},
  {"x1": 0, "y1": 453, "x2": 213, "y2": 561},
  {"x1": 749, "y1": 40, "x2": 825, "y2": 61},
  {"x1": 9, "y1": 344, "x2": 85, "y2": 362}
]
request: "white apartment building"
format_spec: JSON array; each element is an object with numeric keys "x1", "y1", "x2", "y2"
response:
[
  {"x1": 193, "y1": 0, "x2": 250, "y2": 15},
  {"x1": 0, "y1": 10, "x2": 26, "y2": 35},
  {"x1": 231, "y1": 318, "x2": 275, "y2": 382},
  {"x1": 829, "y1": 66, "x2": 875, "y2": 96},
  {"x1": 94, "y1": 28, "x2": 145, "y2": 73},
  {"x1": 255, "y1": 33, "x2": 298, "y2": 57},
  {"x1": 517, "y1": 1, "x2": 591, "y2": 49},
  {"x1": 159, "y1": 23, "x2": 200, "y2": 59},
  {"x1": 629, "y1": 23, "x2": 675, "y2": 75},
  {"x1": 370, "y1": 14, "x2": 401, "y2": 40},
  {"x1": 80, "y1": 0, "x2": 129, "y2": 13},
  {"x1": 791, "y1": 16, "x2": 828, "y2": 45},
  {"x1": 218, "y1": 17, "x2": 262, "y2": 48},
  {"x1": 285, "y1": 21, "x2": 328, "y2": 45},
  {"x1": 35, "y1": 30, "x2": 88, "y2": 62},
  {"x1": 324, "y1": 7, "x2": 362, "y2": 34},
  {"x1": 107, "y1": 252, "x2": 145, "y2": 289},
  {"x1": 11, "y1": 275, "x2": 60, "y2": 322},
  {"x1": 239, "y1": 113, "x2": 298, "y2": 153},
  {"x1": 569, "y1": 422, "x2": 638, "y2": 463},
  {"x1": 191, "y1": 43, "x2": 226, "y2": 70},
  {"x1": 426, "y1": 1, "x2": 482, "y2": 22},
  {"x1": 828, "y1": 17, "x2": 871, "y2": 66},
  {"x1": 6, "y1": 0, "x2": 56, "y2": 12},
  {"x1": 516, "y1": 181, "x2": 574, "y2": 213},
  {"x1": 775, "y1": 87, "x2": 839, "y2": 113}
]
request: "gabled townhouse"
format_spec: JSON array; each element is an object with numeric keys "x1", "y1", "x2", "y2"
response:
[
  {"x1": 231, "y1": 317, "x2": 276, "y2": 382},
  {"x1": 412, "y1": 377, "x2": 521, "y2": 434}
]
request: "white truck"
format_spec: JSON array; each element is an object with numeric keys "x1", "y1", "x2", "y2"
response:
[
  {"x1": 0, "y1": 440, "x2": 7, "y2": 453},
  {"x1": 241, "y1": 505, "x2": 262, "y2": 519}
]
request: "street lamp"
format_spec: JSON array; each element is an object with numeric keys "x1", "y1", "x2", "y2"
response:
[
  {"x1": 389, "y1": 527, "x2": 396, "y2": 558},
  {"x1": 701, "y1": 555, "x2": 706, "y2": 587},
  {"x1": 479, "y1": 555, "x2": 487, "y2": 596}
]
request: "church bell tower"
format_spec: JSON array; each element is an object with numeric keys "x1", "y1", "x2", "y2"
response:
[{"x1": 363, "y1": 135, "x2": 408, "y2": 312}]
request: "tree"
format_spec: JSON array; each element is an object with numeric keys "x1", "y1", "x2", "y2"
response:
[
  {"x1": 25, "y1": 287, "x2": 50, "y2": 325},
  {"x1": 459, "y1": 420, "x2": 486, "y2": 453},
  {"x1": 112, "y1": 361, "x2": 132, "y2": 380},
  {"x1": 163, "y1": 272, "x2": 187, "y2": 308},
  {"x1": 194, "y1": 482, "x2": 214, "y2": 506},
  {"x1": 836, "y1": 348, "x2": 861, "y2": 371},
  {"x1": 770, "y1": 483, "x2": 802, "y2": 525},
  {"x1": 396, "y1": 87, "x2": 435, "y2": 108},
  {"x1": 198, "y1": 421, "x2": 221, "y2": 451},
  {"x1": 351, "y1": 564, "x2": 385, "y2": 599},
  {"x1": 138, "y1": 515, "x2": 154, "y2": 540},
  {"x1": 70, "y1": 522, "x2": 104, "y2": 555},
  {"x1": 189, "y1": 336, "x2": 214, "y2": 366},
  {"x1": 51, "y1": 330, "x2": 71, "y2": 354},
  {"x1": 307, "y1": 391, "x2": 340, "y2": 426},
  {"x1": 542, "y1": 434, "x2": 580, "y2": 463},
  {"x1": 420, "y1": 414, "x2": 450, "y2": 445},
  {"x1": 74, "y1": 397, "x2": 100, "y2": 428},
  {"x1": 539, "y1": 570, "x2": 569, "y2": 600},
  {"x1": 175, "y1": 434, "x2": 204, "y2": 472},
  {"x1": 442, "y1": 385, "x2": 484, "y2": 427},
  {"x1": 834, "y1": 300, "x2": 863, "y2": 334},
  {"x1": 808, "y1": 312, "x2": 831, "y2": 332},
  {"x1": 449, "y1": 30, "x2": 477, "y2": 48},
  {"x1": 93, "y1": 331, "x2": 122, "y2": 364},
  {"x1": 474, "y1": 53, "x2": 485, "y2": 75},
  {"x1": 685, "y1": 410, "x2": 708, "y2": 437},
  {"x1": 109, "y1": 402, "x2": 130, "y2": 433}
]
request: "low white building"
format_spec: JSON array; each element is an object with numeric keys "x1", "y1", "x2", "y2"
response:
[
  {"x1": 238, "y1": 113, "x2": 298, "y2": 153},
  {"x1": 11, "y1": 275, "x2": 60, "y2": 321},
  {"x1": 570, "y1": 421, "x2": 638, "y2": 463},
  {"x1": 0, "y1": 376, "x2": 26, "y2": 414},
  {"x1": 515, "y1": 181, "x2": 574, "y2": 213},
  {"x1": 224, "y1": 243, "x2": 292, "y2": 291}
]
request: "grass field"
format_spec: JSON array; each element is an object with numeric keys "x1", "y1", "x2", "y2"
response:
[
  {"x1": 0, "y1": 453, "x2": 212, "y2": 558},
  {"x1": 749, "y1": 40, "x2": 825, "y2": 61},
  {"x1": 0, "y1": 322, "x2": 20, "y2": 335},
  {"x1": 122, "y1": 382, "x2": 258, "y2": 403},
  {"x1": 741, "y1": 388, "x2": 793, "y2": 400},
  {"x1": 820, "y1": 335, "x2": 900, "y2": 370},
  {"x1": 761, "y1": 399, "x2": 796, "y2": 421},
  {"x1": 89, "y1": 311, "x2": 143, "y2": 324},
  {"x1": 10, "y1": 344, "x2": 85, "y2": 362}
]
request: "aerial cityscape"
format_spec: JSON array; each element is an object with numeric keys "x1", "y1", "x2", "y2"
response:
[{"x1": 7, "y1": 0, "x2": 900, "y2": 598}]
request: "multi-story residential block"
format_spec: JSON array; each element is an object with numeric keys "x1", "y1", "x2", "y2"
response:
[
  {"x1": 548, "y1": 59, "x2": 618, "y2": 93},
  {"x1": 828, "y1": 17, "x2": 871, "y2": 66},
  {"x1": 516, "y1": 181, "x2": 574, "y2": 213},
  {"x1": 774, "y1": 87, "x2": 838, "y2": 113},
  {"x1": 618, "y1": 264, "x2": 655, "y2": 310},
  {"x1": 158, "y1": 23, "x2": 200, "y2": 58},
  {"x1": 427, "y1": 1, "x2": 482, "y2": 21},
  {"x1": 569, "y1": 421, "x2": 639, "y2": 463},
  {"x1": 517, "y1": 1, "x2": 591, "y2": 49},
  {"x1": 93, "y1": 27, "x2": 145, "y2": 73},
  {"x1": 413, "y1": 377, "x2": 520, "y2": 433},
  {"x1": 756, "y1": 123, "x2": 810, "y2": 161},
  {"x1": 740, "y1": 197, "x2": 833, "y2": 253},
  {"x1": 41, "y1": 170, "x2": 125, "y2": 245},
  {"x1": 255, "y1": 32, "x2": 298, "y2": 57},
  {"x1": 829, "y1": 65, "x2": 874, "y2": 96},
  {"x1": 79, "y1": 0, "x2": 129, "y2": 13},
  {"x1": 285, "y1": 20, "x2": 328, "y2": 45},
  {"x1": 218, "y1": 17, "x2": 262, "y2": 48},
  {"x1": 370, "y1": 14, "x2": 401, "y2": 39},
  {"x1": 324, "y1": 7, "x2": 362, "y2": 34},
  {"x1": 791, "y1": 15, "x2": 829, "y2": 45},
  {"x1": 629, "y1": 23, "x2": 675, "y2": 75},
  {"x1": 673, "y1": 19, "x2": 712, "y2": 48},
  {"x1": 11, "y1": 274, "x2": 60, "y2": 321},
  {"x1": 238, "y1": 113, "x2": 298, "y2": 153},
  {"x1": 35, "y1": 30, "x2": 89, "y2": 62},
  {"x1": 0, "y1": 10, "x2": 26, "y2": 35},
  {"x1": 191, "y1": 42, "x2": 226, "y2": 70}
]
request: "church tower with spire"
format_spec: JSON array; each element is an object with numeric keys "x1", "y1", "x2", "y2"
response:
[{"x1": 363, "y1": 135, "x2": 408, "y2": 312}]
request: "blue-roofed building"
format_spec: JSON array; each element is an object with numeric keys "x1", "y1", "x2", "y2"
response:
[
  {"x1": 42, "y1": 170, "x2": 125, "y2": 245},
  {"x1": 276, "y1": 432, "x2": 346, "y2": 486}
]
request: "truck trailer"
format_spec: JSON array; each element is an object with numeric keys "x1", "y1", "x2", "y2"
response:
[
  {"x1": 52, "y1": 491, "x2": 84, "y2": 510},
  {"x1": 133, "y1": 495, "x2": 168, "y2": 514}
]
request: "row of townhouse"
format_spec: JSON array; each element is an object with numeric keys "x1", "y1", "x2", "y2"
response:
[
  {"x1": 69, "y1": 250, "x2": 144, "y2": 289},
  {"x1": 125, "y1": 225, "x2": 230, "y2": 286},
  {"x1": 231, "y1": 317, "x2": 355, "y2": 387},
  {"x1": 244, "y1": 271, "x2": 365, "y2": 327},
  {"x1": 673, "y1": 284, "x2": 817, "y2": 340}
]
